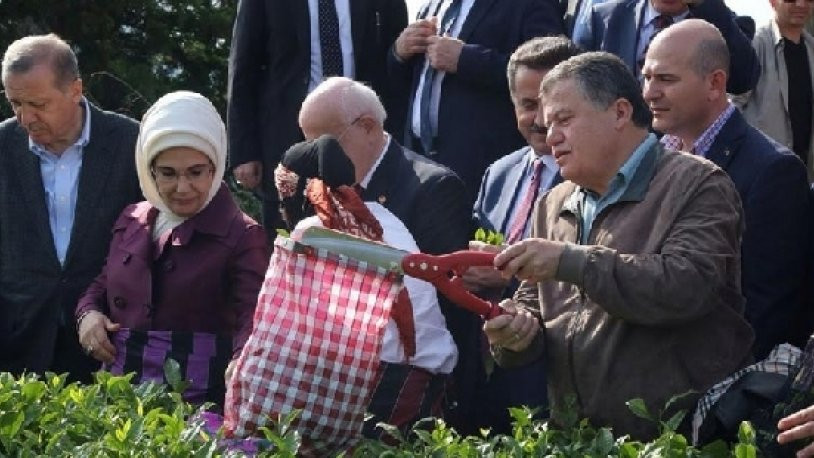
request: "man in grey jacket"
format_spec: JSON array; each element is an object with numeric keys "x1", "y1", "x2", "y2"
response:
[
  {"x1": 483, "y1": 51, "x2": 753, "y2": 439},
  {"x1": 737, "y1": 0, "x2": 814, "y2": 177}
]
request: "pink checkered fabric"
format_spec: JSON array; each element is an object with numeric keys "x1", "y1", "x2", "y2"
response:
[{"x1": 224, "y1": 237, "x2": 402, "y2": 455}]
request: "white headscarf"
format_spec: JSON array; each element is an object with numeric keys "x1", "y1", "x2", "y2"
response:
[{"x1": 135, "y1": 91, "x2": 227, "y2": 237}]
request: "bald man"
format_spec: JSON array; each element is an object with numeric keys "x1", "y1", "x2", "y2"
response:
[
  {"x1": 297, "y1": 77, "x2": 485, "y2": 435},
  {"x1": 643, "y1": 19, "x2": 812, "y2": 359}
]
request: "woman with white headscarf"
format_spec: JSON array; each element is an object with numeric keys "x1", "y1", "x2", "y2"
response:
[{"x1": 74, "y1": 91, "x2": 269, "y2": 404}]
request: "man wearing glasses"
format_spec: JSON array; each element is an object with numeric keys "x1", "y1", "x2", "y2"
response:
[
  {"x1": 737, "y1": 0, "x2": 814, "y2": 178},
  {"x1": 0, "y1": 34, "x2": 142, "y2": 382}
]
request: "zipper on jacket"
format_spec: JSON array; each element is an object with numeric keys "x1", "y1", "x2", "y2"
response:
[{"x1": 564, "y1": 196, "x2": 587, "y2": 411}]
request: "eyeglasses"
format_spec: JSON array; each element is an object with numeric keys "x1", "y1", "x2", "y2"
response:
[
  {"x1": 337, "y1": 115, "x2": 364, "y2": 141},
  {"x1": 151, "y1": 163, "x2": 214, "y2": 186}
]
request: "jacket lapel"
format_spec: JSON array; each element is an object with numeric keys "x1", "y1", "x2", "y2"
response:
[
  {"x1": 11, "y1": 128, "x2": 60, "y2": 267},
  {"x1": 362, "y1": 140, "x2": 401, "y2": 204},
  {"x1": 296, "y1": 1, "x2": 311, "y2": 55},
  {"x1": 494, "y1": 149, "x2": 530, "y2": 234},
  {"x1": 64, "y1": 105, "x2": 114, "y2": 267},
  {"x1": 705, "y1": 110, "x2": 746, "y2": 171},
  {"x1": 458, "y1": 0, "x2": 497, "y2": 42},
  {"x1": 350, "y1": 0, "x2": 371, "y2": 54},
  {"x1": 609, "y1": 0, "x2": 645, "y2": 71}
]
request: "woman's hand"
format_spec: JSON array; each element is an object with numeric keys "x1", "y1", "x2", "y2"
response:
[
  {"x1": 777, "y1": 404, "x2": 814, "y2": 456},
  {"x1": 77, "y1": 310, "x2": 120, "y2": 364}
]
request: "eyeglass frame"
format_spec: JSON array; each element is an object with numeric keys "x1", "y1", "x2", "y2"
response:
[
  {"x1": 336, "y1": 114, "x2": 365, "y2": 142},
  {"x1": 150, "y1": 162, "x2": 216, "y2": 186}
]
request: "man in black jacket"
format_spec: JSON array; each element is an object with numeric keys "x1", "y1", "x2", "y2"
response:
[
  {"x1": 227, "y1": 0, "x2": 407, "y2": 231},
  {"x1": 0, "y1": 34, "x2": 142, "y2": 382}
]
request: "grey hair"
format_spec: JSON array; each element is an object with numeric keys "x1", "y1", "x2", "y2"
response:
[
  {"x1": 540, "y1": 51, "x2": 652, "y2": 128},
  {"x1": 507, "y1": 36, "x2": 583, "y2": 95},
  {"x1": 305, "y1": 76, "x2": 387, "y2": 126},
  {"x1": 1, "y1": 34, "x2": 79, "y2": 88}
]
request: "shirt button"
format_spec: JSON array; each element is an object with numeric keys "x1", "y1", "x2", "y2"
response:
[
  {"x1": 59, "y1": 165, "x2": 66, "y2": 170},
  {"x1": 60, "y1": 227, "x2": 67, "y2": 233},
  {"x1": 122, "y1": 253, "x2": 132, "y2": 264},
  {"x1": 164, "y1": 260, "x2": 175, "y2": 272},
  {"x1": 113, "y1": 297, "x2": 127, "y2": 309}
]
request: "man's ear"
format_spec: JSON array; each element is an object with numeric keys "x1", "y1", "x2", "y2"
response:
[
  {"x1": 613, "y1": 98, "x2": 634, "y2": 130},
  {"x1": 707, "y1": 69, "x2": 727, "y2": 101},
  {"x1": 357, "y1": 115, "x2": 378, "y2": 133},
  {"x1": 68, "y1": 77, "x2": 83, "y2": 103}
]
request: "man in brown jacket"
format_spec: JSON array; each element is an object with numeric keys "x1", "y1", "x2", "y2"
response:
[{"x1": 483, "y1": 51, "x2": 754, "y2": 439}]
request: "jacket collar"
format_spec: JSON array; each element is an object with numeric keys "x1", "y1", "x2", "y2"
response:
[
  {"x1": 705, "y1": 109, "x2": 747, "y2": 170},
  {"x1": 562, "y1": 140, "x2": 664, "y2": 215},
  {"x1": 121, "y1": 182, "x2": 238, "y2": 246}
]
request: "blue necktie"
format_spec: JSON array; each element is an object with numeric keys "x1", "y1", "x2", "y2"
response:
[
  {"x1": 418, "y1": 0, "x2": 462, "y2": 154},
  {"x1": 319, "y1": 0, "x2": 343, "y2": 77}
]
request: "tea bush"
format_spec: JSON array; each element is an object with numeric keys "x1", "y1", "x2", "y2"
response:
[{"x1": 0, "y1": 370, "x2": 761, "y2": 457}]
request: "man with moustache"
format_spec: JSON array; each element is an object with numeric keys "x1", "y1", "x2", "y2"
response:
[{"x1": 466, "y1": 36, "x2": 581, "y2": 433}]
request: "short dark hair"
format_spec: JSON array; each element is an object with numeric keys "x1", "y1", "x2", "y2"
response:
[
  {"x1": 1, "y1": 34, "x2": 79, "y2": 88},
  {"x1": 507, "y1": 36, "x2": 583, "y2": 94},
  {"x1": 540, "y1": 52, "x2": 652, "y2": 128}
]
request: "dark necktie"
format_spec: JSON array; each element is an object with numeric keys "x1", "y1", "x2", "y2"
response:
[
  {"x1": 506, "y1": 159, "x2": 544, "y2": 243},
  {"x1": 319, "y1": 0, "x2": 344, "y2": 77},
  {"x1": 418, "y1": 0, "x2": 462, "y2": 153},
  {"x1": 638, "y1": 14, "x2": 673, "y2": 74}
]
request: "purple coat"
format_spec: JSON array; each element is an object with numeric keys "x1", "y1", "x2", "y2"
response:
[{"x1": 76, "y1": 184, "x2": 269, "y2": 356}]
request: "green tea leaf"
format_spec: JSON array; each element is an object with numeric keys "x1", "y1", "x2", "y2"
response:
[
  {"x1": 626, "y1": 398, "x2": 653, "y2": 421},
  {"x1": 474, "y1": 227, "x2": 486, "y2": 242}
]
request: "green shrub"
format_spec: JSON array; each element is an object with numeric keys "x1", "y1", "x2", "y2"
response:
[{"x1": 0, "y1": 371, "x2": 761, "y2": 457}]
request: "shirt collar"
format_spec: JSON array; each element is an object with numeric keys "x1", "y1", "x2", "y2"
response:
[
  {"x1": 660, "y1": 103, "x2": 736, "y2": 156},
  {"x1": 29, "y1": 96, "x2": 92, "y2": 157},
  {"x1": 359, "y1": 133, "x2": 390, "y2": 189},
  {"x1": 643, "y1": 1, "x2": 689, "y2": 26}
]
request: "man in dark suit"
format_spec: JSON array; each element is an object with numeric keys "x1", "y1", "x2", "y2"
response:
[
  {"x1": 388, "y1": 0, "x2": 564, "y2": 202},
  {"x1": 573, "y1": 0, "x2": 759, "y2": 95},
  {"x1": 466, "y1": 36, "x2": 580, "y2": 434},
  {"x1": 227, "y1": 0, "x2": 407, "y2": 232},
  {"x1": 0, "y1": 34, "x2": 142, "y2": 381},
  {"x1": 298, "y1": 76, "x2": 482, "y2": 434},
  {"x1": 643, "y1": 20, "x2": 812, "y2": 358}
]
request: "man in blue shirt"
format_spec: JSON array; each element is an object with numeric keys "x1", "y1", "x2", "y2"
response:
[{"x1": 0, "y1": 34, "x2": 142, "y2": 382}]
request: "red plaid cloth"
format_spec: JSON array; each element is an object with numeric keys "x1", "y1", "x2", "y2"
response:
[{"x1": 223, "y1": 237, "x2": 402, "y2": 455}]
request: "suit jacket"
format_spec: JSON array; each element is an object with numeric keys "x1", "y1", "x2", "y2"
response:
[
  {"x1": 736, "y1": 20, "x2": 814, "y2": 176},
  {"x1": 572, "y1": 0, "x2": 759, "y2": 95},
  {"x1": 473, "y1": 146, "x2": 562, "y2": 236},
  {"x1": 227, "y1": 0, "x2": 408, "y2": 199},
  {"x1": 0, "y1": 103, "x2": 142, "y2": 374},
  {"x1": 707, "y1": 109, "x2": 811, "y2": 359},
  {"x1": 360, "y1": 139, "x2": 481, "y2": 431},
  {"x1": 388, "y1": 0, "x2": 564, "y2": 201}
]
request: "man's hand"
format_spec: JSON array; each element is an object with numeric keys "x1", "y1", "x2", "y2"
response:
[
  {"x1": 483, "y1": 300, "x2": 539, "y2": 352},
  {"x1": 395, "y1": 18, "x2": 437, "y2": 61},
  {"x1": 426, "y1": 35, "x2": 464, "y2": 73},
  {"x1": 233, "y1": 161, "x2": 262, "y2": 189},
  {"x1": 494, "y1": 238, "x2": 566, "y2": 283},
  {"x1": 777, "y1": 405, "x2": 814, "y2": 456},
  {"x1": 77, "y1": 310, "x2": 120, "y2": 364}
]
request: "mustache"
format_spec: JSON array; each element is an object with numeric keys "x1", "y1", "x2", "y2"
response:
[{"x1": 530, "y1": 123, "x2": 547, "y2": 135}]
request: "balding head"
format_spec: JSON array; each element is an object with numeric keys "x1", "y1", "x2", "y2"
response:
[
  {"x1": 642, "y1": 19, "x2": 730, "y2": 146},
  {"x1": 298, "y1": 77, "x2": 388, "y2": 182},
  {"x1": 650, "y1": 19, "x2": 730, "y2": 79}
]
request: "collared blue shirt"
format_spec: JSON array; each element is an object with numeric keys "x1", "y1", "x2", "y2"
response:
[
  {"x1": 29, "y1": 97, "x2": 91, "y2": 265},
  {"x1": 580, "y1": 133, "x2": 657, "y2": 243}
]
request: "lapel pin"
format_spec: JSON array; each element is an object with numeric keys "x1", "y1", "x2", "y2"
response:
[{"x1": 378, "y1": 195, "x2": 387, "y2": 204}]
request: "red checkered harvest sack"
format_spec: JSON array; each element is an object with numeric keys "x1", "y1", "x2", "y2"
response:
[{"x1": 223, "y1": 236, "x2": 403, "y2": 455}]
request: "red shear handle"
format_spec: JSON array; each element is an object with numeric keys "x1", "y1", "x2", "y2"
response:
[{"x1": 401, "y1": 251, "x2": 505, "y2": 319}]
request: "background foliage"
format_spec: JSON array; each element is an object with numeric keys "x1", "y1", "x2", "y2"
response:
[{"x1": 0, "y1": 0, "x2": 236, "y2": 120}]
